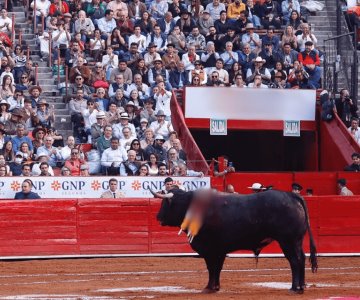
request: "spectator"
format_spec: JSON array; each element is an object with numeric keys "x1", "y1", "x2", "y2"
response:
[
  {"x1": 39, "y1": 162, "x2": 52, "y2": 176},
  {"x1": 169, "y1": 61, "x2": 190, "y2": 88},
  {"x1": 0, "y1": 9, "x2": 12, "y2": 35},
  {"x1": 259, "y1": 0, "x2": 282, "y2": 29},
  {"x1": 213, "y1": 155, "x2": 235, "y2": 177},
  {"x1": 14, "y1": 179, "x2": 41, "y2": 199},
  {"x1": 234, "y1": 11, "x2": 250, "y2": 35},
  {"x1": 96, "y1": 125, "x2": 113, "y2": 155},
  {"x1": 198, "y1": 10, "x2": 214, "y2": 36},
  {"x1": 60, "y1": 135, "x2": 76, "y2": 162},
  {"x1": 86, "y1": 0, "x2": 107, "y2": 26},
  {"x1": 144, "y1": 152, "x2": 159, "y2": 175},
  {"x1": 298, "y1": 41, "x2": 321, "y2": 89},
  {"x1": 101, "y1": 136, "x2": 127, "y2": 175},
  {"x1": 32, "y1": 153, "x2": 54, "y2": 176},
  {"x1": 51, "y1": 21, "x2": 71, "y2": 51},
  {"x1": 227, "y1": 0, "x2": 246, "y2": 21},
  {"x1": 291, "y1": 182, "x2": 303, "y2": 194},
  {"x1": 261, "y1": 28, "x2": 280, "y2": 52},
  {"x1": 335, "y1": 89, "x2": 358, "y2": 127},
  {"x1": 61, "y1": 166, "x2": 71, "y2": 176},
  {"x1": 157, "y1": 162, "x2": 168, "y2": 176},
  {"x1": 220, "y1": 41, "x2": 239, "y2": 71},
  {"x1": 186, "y1": 26, "x2": 206, "y2": 54},
  {"x1": 145, "y1": 134, "x2": 167, "y2": 161},
  {"x1": 128, "y1": 26, "x2": 147, "y2": 53},
  {"x1": 206, "y1": 0, "x2": 226, "y2": 21},
  {"x1": 247, "y1": 56, "x2": 271, "y2": 84},
  {"x1": 120, "y1": 126, "x2": 136, "y2": 150},
  {"x1": 36, "y1": 136, "x2": 62, "y2": 167},
  {"x1": 119, "y1": 149, "x2": 141, "y2": 175},
  {"x1": 0, "y1": 99, "x2": 11, "y2": 123},
  {"x1": 38, "y1": 32, "x2": 50, "y2": 61},
  {"x1": 0, "y1": 127, "x2": 6, "y2": 151},
  {"x1": 177, "y1": 162, "x2": 204, "y2": 177},
  {"x1": 259, "y1": 42, "x2": 282, "y2": 71},
  {"x1": 140, "y1": 127, "x2": 155, "y2": 149},
  {"x1": 187, "y1": 0, "x2": 204, "y2": 19},
  {"x1": 110, "y1": 60, "x2": 133, "y2": 84},
  {"x1": 207, "y1": 58, "x2": 229, "y2": 84},
  {"x1": 167, "y1": 25, "x2": 186, "y2": 54},
  {"x1": 69, "y1": 57, "x2": 91, "y2": 85},
  {"x1": 348, "y1": 117, "x2": 360, "y2": 144},
  {"x1": 116, "y1": 12, "x2": 134, "y2": 38},
  {"x1": 231, "y1": 73, "x2": 246, "y2": 87},
  {"x1": 9, "y1": 152, "x2": 24, "y2": 175},
  {"x1": 247, "y1": 182, "x2": 266, "y2": 193},
  {"x1": 337, "y1": 178, "x2": 354, "y2": 196},
  {"x1": 68, "y1": 75, "x2": 92, "y2": 98},
  {"x1": 18, "y1": 142, "x2": 33, "y2": 162},
  {"x1": 20, "y1": 164, "x2": 32, "y2": 177},
  {"x1": 36, "y1": 99, "x2": 55, "y2": 129},
  {"x1": 344, "y1": 152, "x2": 360, "y2": 172},
  {"x1": 219, "y1": 27, "x2": 241, "y2": 53},
  {"x1": 287, "y1": 10, "x2": 302, "y2": 31},
  {"x1": 281, "y1": 0, "x2": 300, "y2": 24},
  {"x1": 248, "y1": 73, "x2": 269, "y2": 88},
  {"x1": 89, "y1": 29, "x2": 106, "y2": 62},
  {"x1": 64, "y1": 147, "x2": 87, "y2": 176},
  {"x1": 176, "y1": 10, "x2": 196, "y2": 37},
  {"x1": 137, "y1": 164, "x2": 149, "y2": 176},
  {"x1": 74, "y1": 10, "x2": 95, "y2": 42},
  {"x1": 69, "y1": 89, "x2": 87, "y2": 142},
  {"x1": 279, "y1": 42, "x2": 298, "y2": 73},
  {"x1": 166, "y1": 147, "x2": 186, "y2": 171},
  {"x1": 147, "y1": 25, "x2": 168, "y2": 54},
  {"x1": 80, "y1": 164, "x2": 90, "y2": 176},
  {"x1": 3, "y1": 108, "x2": 25, "y2": 135},
  {"x1": 281, "y1": 26, "x2": 298, "y2": 50},
  {"x1": 162, "y1": 44, "x2": 180, "y2": 70},
  {"x1": 172, "y1": 138, "x2": 186, "y2": 161},
  {"x1": 207, "y1": 70, "x2": 225, "y2": 86},
  {"x1": 100, "y1": 178, "x2": 124, "y2": 198},
  {"x1": 0, "y1": 74, "x2": 15, "y2": 100},
  {"x1": 94, "y1": 87, "x2": 110, "y2": 112},
  {"x1": 113, "y1": 112, "x2": 137, "y2": 140},
  {"x1": 135, "y1": 11, "x2": 153, "y2": 36},
  {"x1": 149, "y1": 0, "x2": 168, "y2": 20},
  {"x1": 32, "y1": 126, "x2": 46, "y2": 153},
  {"x1": 11, "y1": 124, "x2": 33, "y2": 153},
  {"x1": 245, "y1": 0, "x2": 262, "y2": 29},
  {"x1": 241, "y1": 23, "x2": 261, "y2": 54},
  {"x1": 0, "y1": 153, "x2": 11, "y2": 175},
  {"x1": 128, "y1": 0, "x2": 147, "y2": 22},
  {"x1": 90, "y1": 111, "x2": 106, "y2": 146},
  {"x1": 97, "y1": 9, "x2": 117, "y2": 40},
  {"x1": 238, "y1": 43, "x2": 256, "y2": 75},
  {"x1": 30, "y1": 0, "x2": 51, "y2": 30},
  {"x1": 297, "y1": 23, "x2": 317, "y2": 52}
]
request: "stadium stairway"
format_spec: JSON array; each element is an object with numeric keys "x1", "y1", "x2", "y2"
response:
[{"x1": 12, "y1": 5, "x2": 72, "y2": 137}]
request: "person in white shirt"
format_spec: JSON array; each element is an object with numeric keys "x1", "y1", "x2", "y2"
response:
[
  {"x1": 112, "y1": 112, "x2": 137, "y2": 140},
  {"x1": 127, "y1": 74, "x2": 150, "y2": 101},
  {"x1": 38, "y1": 31, "x2": 50, "y2": 60},
  {"x1": 81, "y1": 100, "x2": 99, "y2": 143},
  {"x1": 348, "y1": 117, "x2": 360, "y2": 145},
  {"x1": 60, "y1": 135, "x2": 76, "y2": 161},
  {"x1": 0, "y1": 9, "x2": 12, "y2": 34},
  {"x1": 120, "y1": 126, "x2": 136, "y2": 150},
  {"x1": 153, "y1": 81, "x2": 172, "y2": 118},
  {"x1": 247, "y1": 74, "x2": 269, "y2": 88},
  {"x1": 51, "y1": 22, "x2": 71, "y2": 49},
  {"x1": 101, "y1": 137, "x2": 128, "y2": 175},
  {"x1": 128, "y1": 25, "x2": 147, "y2": 53},
  {"x1": 231, "y1": 73, "x2": 247, "y2": 88},
  {"x1": 30, "y1": 0, "x2": 51, "y2": 29},
  {"x1": 149, "y1": 110, "x2": 174, "y2": 140},
  {"x1": 97, "y1": 9, "x2": 117, "y2": 39},
  {"x1": 101, "y1": 45, "x2": 119, "y2": 81},
  {"x1": 181, "y1": 45, "x2": 200, "y2": 71}
]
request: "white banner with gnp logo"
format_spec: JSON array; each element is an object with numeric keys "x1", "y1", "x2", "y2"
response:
[{"x1": 0, "y1": 176, "x2": 211, "y2": 199}]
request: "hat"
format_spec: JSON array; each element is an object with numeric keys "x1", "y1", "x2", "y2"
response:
[
  {"x1": 80, "y1": 164, "x2": 88, "y2": 170},
  {"x1": 126, "y1": 101, "x2": 135, "y2": 107},
  {"x1": 292, "y1": 183, "x2": 303, "y2": 191},
  {"x1": 96, "y1": 111, "x2": 106, "y2": 119},
  {"x1": 95, "y1": 62, "x2": 103, "y2": 67},
  {"x1": 140, "y1": 118, "x2": 148, "y2": 123},
  {"x1": 37, "y1": 99, "x2": 49, "y2": 107},
  {"x1": 247, "y1": 183, "x2": 266, "y2": 190},
  {"x1": 28, "y1": 85, "x2": 42, "y2": 94},
  {"x1": 155, "y1": 110, "x2": 166, "y2": 117},
  {"x1": 36, "y1": 152, "x2": 49, "y2": 160},
  {"x1": 63, "y1": 13, "x2": 72, "y2": 18},
  {"x1": 0, "y1": 99, "x2": 9, "y2": 110},
  {"x1": 32, "y1": 126, "x2": 47, "y2": 137},
  {"x1": 202, "y1": 9, "x2": 210, "y2": 14},
  {"x1": 164, "y1": 177, "x2": 173, "y2": 183},
  {"x1": 120, "y1": 112, "x2": 129, "y2": 119},
  {"x1": 11, "y1": 108, "x2": 24, "y2": 117},
  {"x1": 155, "y1": 134, "x2": 165, "y2": 141},
  {"x1": 253, "y1": 56, "x2": 266, "y2": 63},
  {"x1": 43, "y1": 32, "x2": 49, "y2": 38},
  {"x1": 61, "y1": 166, "x2": 70, "y2": 172},
  {"x1": 337, "y1": 178, "x2": 346, "y2": 186},
  {"x1": 15, "y1": 151, "x2": 23, "y2": 157},
  {"x1": 245, "y1": 23, "x2": 255, "y2": 30},
  {"x1": 147, "y1": 42, "x2": 157, "y2": 49},
  {"x1": 153, "y1": 58, "x2": 163, "y2": 64}
]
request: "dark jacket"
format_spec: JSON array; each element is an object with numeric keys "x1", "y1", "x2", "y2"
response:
[
  {"x1": 169, "y1": 69, "x2": 190, "y2": 88},
  {"x1": 14, "y1": 191, "x2": 41, "y2": 199}
]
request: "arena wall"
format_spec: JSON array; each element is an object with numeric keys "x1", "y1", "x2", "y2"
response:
[{"x1": 0, "y1": 196, "x2": 360, "y2": 258}]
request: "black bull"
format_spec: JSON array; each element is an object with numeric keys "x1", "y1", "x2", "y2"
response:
[{"x1": 154, "y1": 188, "x2": 318, "y2": 294}]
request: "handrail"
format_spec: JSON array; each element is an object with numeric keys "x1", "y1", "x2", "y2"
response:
[
  {"x1": 11, "y1": 14, "x2": 14, "y2": 49},
  {"x1": 35, "y1": 64, "x2": 38, "y2": 85},
  {"x1": 33, "y1": 0, "x2": 37, "y2": 35},
  {"x1": 19, "y1": 29, "x2": 23, "y2": 46},
  {"x1": 323, "y1": 32, "x2": 355, "y2": 42},
  {"x1": 65, "y1": 65, "x2": 69, "y2": 97},
  {"x1": 26, "y1": 45, "x2": 30, "y2": 60}
]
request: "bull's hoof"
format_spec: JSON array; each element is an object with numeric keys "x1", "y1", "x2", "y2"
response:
[
  {"x1": 202, "y1": 287, "x2": 218, "y2": 294},
  {"x1": 289, "y1": 287, "x2": 304, "y2": 295}
]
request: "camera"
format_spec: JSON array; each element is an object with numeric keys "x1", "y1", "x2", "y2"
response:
[{"x1": 345, "y1": 96, "x2": 351, "y2": 102}]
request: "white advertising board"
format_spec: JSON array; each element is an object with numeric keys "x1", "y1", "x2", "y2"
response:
[
  {"x1": 0, "y1": 176, "x2": 211, "y2": 199},
  {"x1": 185, "y1": 88, "x2": 316, "y2": 121}
]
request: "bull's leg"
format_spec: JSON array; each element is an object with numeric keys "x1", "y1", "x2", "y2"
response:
[
  {"x1": 279, "y1": 240, "x2": 304, "y2": 294},
  {"x1": 299, "y1": 248, "x2": 306, "y2": 289},
  {"x1": 202, "y1": 254, "x2": 226, "y2": 293}
]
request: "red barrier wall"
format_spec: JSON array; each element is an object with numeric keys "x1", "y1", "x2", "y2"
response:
[{"x1": 0, "y1": 196, "x2": 360, "y2": 257}]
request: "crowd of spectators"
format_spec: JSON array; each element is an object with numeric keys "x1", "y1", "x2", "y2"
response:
[{"x1": 0, "y1": 0, "x2": 357, "y2": 179}]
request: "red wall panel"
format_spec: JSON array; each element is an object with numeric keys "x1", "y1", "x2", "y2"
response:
[{"x1": 0, "y1": 196, "x2": 359, "y2": 257}]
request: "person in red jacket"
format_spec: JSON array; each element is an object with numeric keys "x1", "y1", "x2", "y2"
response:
[{"x1": 298, "y1": 41, "x2": 321, "y2": 89}]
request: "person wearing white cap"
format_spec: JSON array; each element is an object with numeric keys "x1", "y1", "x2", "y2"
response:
[
  {"x1": 81, "y1": 99, "x2": 99, "y2": 144},
  {"x1": 248, "y1": 182, "x2": 266, "y2": 193},
  {"x1": 90, "y1": 111, "x2": 107, "y2": 145},
  {"x1": 144, "y1": 134, "x2": 167, "y2": 162},
  {"x1": 112, "y1": 112, "x2": 136, "y2": 140},
  {"x1": 38, "y1": 31, "x2": 50, "y2": 61},
  {"x1": 149, "y1": 110, "x2": 174, "y2": 140},
  {"x1": 136, "y1": 118, "x2": 149, "y2": 140}
]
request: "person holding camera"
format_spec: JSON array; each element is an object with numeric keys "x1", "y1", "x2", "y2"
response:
[
  {"x1": 335, "y1": 89, "x2": 358, "y2": 127},
  {"x1": 297, "y1": 40, "x2": 321, "y2": 89}
]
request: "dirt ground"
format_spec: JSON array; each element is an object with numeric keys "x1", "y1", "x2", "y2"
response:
[{"x1": 0, "y1": 256, "x2": 359, "y2": 299}]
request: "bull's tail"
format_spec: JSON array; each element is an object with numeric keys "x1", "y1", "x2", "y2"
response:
[{"x1": 295, "y1": 194, "x2": 318, "y2": 273}]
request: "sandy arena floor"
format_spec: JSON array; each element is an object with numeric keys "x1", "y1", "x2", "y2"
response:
[{"x1": 0, "y1": 256, "x2": 359, "y2": 299}]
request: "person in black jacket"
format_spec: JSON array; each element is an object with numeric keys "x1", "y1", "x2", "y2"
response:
[
  {"x1": 169, "y1": 62, "x2": 190, "y2": 88},
  {"x1": 14, "y1": 179, "x2": 41, "y2": 199}
]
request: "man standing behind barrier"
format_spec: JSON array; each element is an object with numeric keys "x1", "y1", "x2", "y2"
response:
[
  {"x1": 14, "y1": 179, "x2": 41, "y2": 200},
  {"x1": 100, "y1": 178, "x2": 125, "y2": 198},
  {"x1": 337, "y1": 178, "x2": 354, "y2": 196}
]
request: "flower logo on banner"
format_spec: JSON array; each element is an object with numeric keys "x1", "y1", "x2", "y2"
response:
[
  {"x1": 51, "y1": 181, "x2": 61, "y2": 191},
  {"x1": 91, "y1": 180, "x2": 101, "y2": 190},
  {"x1": 131, "y1": 180, "x2": 141, "y2": 191},
  {"x1": 11, "y1": 181, "x2": 20, "y2": 191}
]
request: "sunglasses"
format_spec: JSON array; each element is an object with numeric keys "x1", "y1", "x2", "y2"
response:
[
  {"x1": 76, "y1": 78, "x2": 82, "y2": 80},
  {"x1": 193, "y1": 79, "x2": 200, "y2": 81},
  {"x1": 21, "y1": 76, "x2": 28, "y2": 79},
  {"x1": 212, "y1": 76, "x2": 218, "y2": 78}
]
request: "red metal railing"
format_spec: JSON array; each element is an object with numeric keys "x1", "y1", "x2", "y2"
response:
[
  {"x1": 35, "y1": 64, "x2": 38, "y2": 85},
  {"x1": 33, "y1": 0, "x2": 37, "y2": 34},
  {"x1": 11, "y1": 14, "x2": 14, "y2": 49}
]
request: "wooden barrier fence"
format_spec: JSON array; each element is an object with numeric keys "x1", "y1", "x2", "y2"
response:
[{"x1": 0, "y1": 196, "x2": 360, "y2": 257}]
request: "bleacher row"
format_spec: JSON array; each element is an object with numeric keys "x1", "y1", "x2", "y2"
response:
[{"x1": 0, "y1": 0, "x2": 357, "y2": 180}]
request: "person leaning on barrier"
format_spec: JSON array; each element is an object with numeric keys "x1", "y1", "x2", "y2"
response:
[
  {"x1": 344, "y1": 152, "x2": 360, "y2": 172},
  {"x1": 337, "y1": 178, "x2": 354, "y2": 196},
  {"x1": 100, "y1": 178, "x2": 125, "y2": 198},
  {"x1": 14, "y1": 179, "x2": 41, "y2": 200}
]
